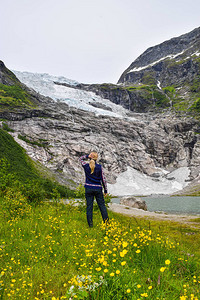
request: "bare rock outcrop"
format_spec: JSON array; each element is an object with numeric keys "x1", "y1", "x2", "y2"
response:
[{"x1": 120, "y1": 196, "x2": 147, "y2": 210}]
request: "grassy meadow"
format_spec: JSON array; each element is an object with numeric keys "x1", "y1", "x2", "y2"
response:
[
  {"x1": 0, "y1": 126, "x2": 200, "y2": 299},
  {"x1": 0, "y1": 199, "x2": 200, "y2": 300}
]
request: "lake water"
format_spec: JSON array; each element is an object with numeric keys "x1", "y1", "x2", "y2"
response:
[{"x1": 112, "y1": 196, "x2": 200, "y2": 215}]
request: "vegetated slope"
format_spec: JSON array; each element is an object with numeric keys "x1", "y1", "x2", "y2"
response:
[
  {"x1": 0, "y1": 61, "x2": 37, "y2": 109},
  {"x1": 0, "y1": 127, "x2": 38, "y2": 181},
  {"x1": 0, "y1": 128, "x2": 75, "y2": 200}
]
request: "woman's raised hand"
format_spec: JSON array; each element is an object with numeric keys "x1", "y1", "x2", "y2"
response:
[{"x1": 89, "y1": 153, "x2": 94, "y2": 159}]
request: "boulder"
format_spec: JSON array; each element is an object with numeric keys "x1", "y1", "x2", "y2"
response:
[{"x1": 120, "y1": 196, "x2": 147, "y2": 211}]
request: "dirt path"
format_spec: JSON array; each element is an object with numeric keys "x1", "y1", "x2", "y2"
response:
[{"x1": 108, "y1": 203, "x2": 200, "y2": 225}]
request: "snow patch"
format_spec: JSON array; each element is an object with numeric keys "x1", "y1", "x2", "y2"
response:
[
  {"x1": 128, "y1": 51, "x2": 185, "y2": 73},
  {"x1": 176, "y1": 51, "x2": 200, "y2": 63},
  {"x1": 193, "y1": 51, "x2": 200, "y2": 57},
  {"x1": 157, "y1": 81, "x2": 161, "y2": 89},
  {"x1": 108, "y1": 166, "x2": 190, "y2": 196}
]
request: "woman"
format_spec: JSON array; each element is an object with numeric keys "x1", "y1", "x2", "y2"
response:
[{"x1": 79, "y1": 152, "x2": 109, "y2": 227}]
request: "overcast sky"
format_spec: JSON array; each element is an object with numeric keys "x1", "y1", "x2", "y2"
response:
[{"x1": 1, "y1": 0, "x2": 200, "y2": 84}]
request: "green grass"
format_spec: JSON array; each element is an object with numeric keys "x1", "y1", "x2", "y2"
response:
[
  {"x1": 0, "y1": 83, "x2": 35, "y2": 108},
  {"x1": 18, "y1": 134, "x2": 48, "y2": 148},
  {"x1": 0, "y1": 203, "x2": 199, "y2": 300},
  {"x1": 1, "y1": 122, "x2": 14, "y2": 132},
  {"x1": 190, "y1": 98, "x2": 200, "y2": 113},
  {"x1": 189, "y1": 218, "x2": 200, "y2": 223},
  {"x1": 0, "y1": 128, "x2": 39, "y2": 182}
]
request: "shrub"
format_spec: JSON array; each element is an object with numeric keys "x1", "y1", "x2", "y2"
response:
[
  {"x1": 154, "y1": 90, "x2": 170, "y2": 107},
  {"x1": 163, "y1": 86, "x2": 175, "y2": 95},
  {"x1": 1, "y1": 122, "x2": 14, "y2": 132},
  {"x1": 190, "y1": 98, "x2": 200, "y2": 112},
  {"x1": 0, "y1": 188, "x2": 31, "y2": 220},
  {"x1": 20, "y1": 180, "x2": 46, "y2": 205},
  {"x1": 18, "y1": 134, "x2": 48, "y2": 147}
]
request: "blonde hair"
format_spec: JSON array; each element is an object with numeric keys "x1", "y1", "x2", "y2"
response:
[{"x1": 89, "y1": 152, "x2": 98, "y2": 174}]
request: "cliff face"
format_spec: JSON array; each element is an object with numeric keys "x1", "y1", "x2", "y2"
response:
[
  {"x1": 0, "y1": 61, "x2": 20, "y2": 85},
  {"x1": 1, "y1": 96, "x2": 199, "y2": 194}
]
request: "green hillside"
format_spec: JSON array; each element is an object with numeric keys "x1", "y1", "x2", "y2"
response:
[
  {"x1": 0, "y1": 128, "x2": 75, "y2": 202},
  {"x1": 0, "y1": 83, "x2": 35, "y2": 108},
  {"x1": 0, "y1": 61, "x2": 41, "y2": 110}
]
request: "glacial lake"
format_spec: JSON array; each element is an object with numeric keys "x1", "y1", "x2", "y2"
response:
[{"x1": 112, "y1": 196, "x2": 200, "y2": 215}]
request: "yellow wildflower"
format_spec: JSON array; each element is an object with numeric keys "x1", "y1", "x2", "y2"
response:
[
  {"x1": 122, "y1": 241, "x2": 128, "y2": 248},
  {"x1": 165, "y1": 259, "x2": 171, "y2": 265},
  {"x1": 120, "y1": 252, "x2": 125, "y2": 258},
  {"x1": 120, "y1": 249, "x2": 128, "y2": 257},
  {"x1": 160, "y1": 267, "x2": 166, "y2": 273},
  {"x1": 141, "y1": 292, "x2": 148, "y2": 297}
]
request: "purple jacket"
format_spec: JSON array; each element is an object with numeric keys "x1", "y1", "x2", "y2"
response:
[{"x1": 79, "y1": 155, "x2": 108, "y2": 193}]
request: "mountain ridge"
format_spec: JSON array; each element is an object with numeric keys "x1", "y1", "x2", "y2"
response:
[{"x1": 118, "y1": 26, "x2": 200, "y2": 83}]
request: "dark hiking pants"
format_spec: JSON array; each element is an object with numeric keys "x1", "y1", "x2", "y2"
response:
[{"x1": 85, "y1": 188, "x2": 109, "y2": 227}]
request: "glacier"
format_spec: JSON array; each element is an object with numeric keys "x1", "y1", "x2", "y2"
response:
[{"x1": 13, "y1": 70, "x2": 137, "y2": 120}]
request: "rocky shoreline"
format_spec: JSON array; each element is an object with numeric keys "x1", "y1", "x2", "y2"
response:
[{"x1": 108, "y1": 202, "x2": 200, "y2": 223}]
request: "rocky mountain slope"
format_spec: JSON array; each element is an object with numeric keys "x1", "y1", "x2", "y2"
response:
[
  {"x1": 118, "y1": 26, "x2": 200, "y2": 86},
  {"x1": 43, "y1": 27, "x2": 200, "y2": 115},
  {"x1": 1, "y1": 57, "x2": 200, "y2": 195},
  {"x1": 117, "y1": 27, "x2": 200, "y2": 114}
]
